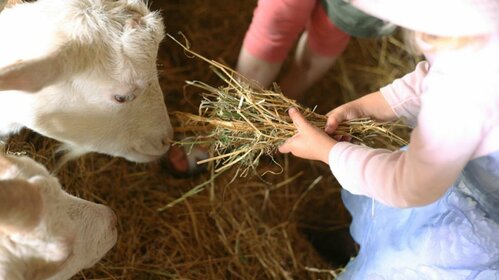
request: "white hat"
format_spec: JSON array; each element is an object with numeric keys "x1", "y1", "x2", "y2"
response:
[{"x1": 349, "y1": 0, "x2": 499, "y2": 36}]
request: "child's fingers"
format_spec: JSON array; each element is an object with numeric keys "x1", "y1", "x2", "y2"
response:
[
  {"x1": 333, "y1": 135, "x2": 352, "y2": 142},
  {"x1": 278, "y1": 138, "x2": 293, "y2": 154},
  {"x1": 279, "y1": 108, "x2": 305, "y2": 154},
  {"x1": 325, "y1": 107, "x2": 345, "y2": 134},
  {"x1": 326, "y1": 105, "x2": 355, "y2": 134},
  {"x1": 288, "y1": 107, "x2": 308, "y2": 130},
  {"x1": 325, "y1": 115, "x2": 340, "y2": 134}
]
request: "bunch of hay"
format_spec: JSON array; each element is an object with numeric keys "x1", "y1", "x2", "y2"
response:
[{"x1": 169, "y1": 34, "x2": 409, "y2": 179}]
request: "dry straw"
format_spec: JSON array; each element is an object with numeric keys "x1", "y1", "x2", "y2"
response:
[{"x1": 169, "y1": 33, "x2": 409, "y2": 179}]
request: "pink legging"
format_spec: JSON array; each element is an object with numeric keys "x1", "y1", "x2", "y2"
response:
[{"x1": 242, "y1": 0, "x2": 351, "y2": 63}]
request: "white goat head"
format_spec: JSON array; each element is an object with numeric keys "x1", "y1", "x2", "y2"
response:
[
  {"x1": 0, "y1": 0, "x2": 173, "y2": 163},
  {"x1": 0, "y1": 153, "x2": 117, "y2": 280}
]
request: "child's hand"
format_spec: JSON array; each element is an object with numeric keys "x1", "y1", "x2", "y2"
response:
[
  {"x1": 278, "y1": 108, "x2": 337, "y2": 164},
  {"x1": 325, "y1": 91, "x2": 397, "y2": 135},
  {"x1": 325, "y1": 102, "x2": 363, "y2": 135}
]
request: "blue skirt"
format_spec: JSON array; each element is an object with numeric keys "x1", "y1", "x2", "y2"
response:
[{"x1": 338, "y1": 152, "x2": 499, "y2": 280}]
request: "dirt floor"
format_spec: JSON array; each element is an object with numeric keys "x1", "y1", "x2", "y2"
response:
[{"x1": 5, "y1": 0, "x2": 419, "y2": 279}]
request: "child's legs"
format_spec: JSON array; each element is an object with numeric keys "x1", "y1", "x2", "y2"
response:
[
  {"x1": 236, "y1": 49, "x2": 281, "y2": 90},
  {"x1": 279, "y1": 4, "x2": 350, "y2": 100},
  {"x1": 236, "y1": 0, "x2": 317, "y2": 89}
]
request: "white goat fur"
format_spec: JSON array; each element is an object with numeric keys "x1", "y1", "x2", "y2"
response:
[
  {"x1": 0, "y1": 152, "x2": 117, "y2": 280},
  {"x1": 0, "y1": 0, "x2": 173, "y2": 162}
]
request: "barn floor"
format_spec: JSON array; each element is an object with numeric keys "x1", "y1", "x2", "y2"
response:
[{"x1": 6, "y1": 1, "x2": 418, "y2": 279}]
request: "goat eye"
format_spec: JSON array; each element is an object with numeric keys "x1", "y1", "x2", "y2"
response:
[{"x1": 114, "y1": 94, "x2": 135, "y2": 104}]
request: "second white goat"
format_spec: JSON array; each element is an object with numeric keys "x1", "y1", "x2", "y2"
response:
[{"x1": 0, "y1": 151, "x2": 117, "y2": 280}]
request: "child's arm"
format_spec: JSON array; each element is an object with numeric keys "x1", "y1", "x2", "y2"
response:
[
  {"x1": 325, "y1": 90, "x2": 397, "y2": 134},
  {"x1": 280, "y1": 60, "x2": 471, "y2": 208},
  {"x1": 326, "y1": 61, "x2": 430, "y2": 133},
  {"x1": 279, "y1": 61, "x2": 429, "y2": 166},
  {"x1": 329, "y1": 103, "x2": 481, "y2": 207},
  {"x1": 329, "y1": 67, "x2": 488, "y2": 207}
]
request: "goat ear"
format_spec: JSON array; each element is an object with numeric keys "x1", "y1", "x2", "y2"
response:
[
  {"x1": 0, "y1": 41, "x2": 66, "y2": 93},
  {"x1": 124, "y1": 7, "x2": 145, "y2": 28},
  {"x1": 0, "y1": 179, "x2": 43, "y2": 234}
]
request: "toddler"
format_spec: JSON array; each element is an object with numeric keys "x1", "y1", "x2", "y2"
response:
[{"x1": 279, "y1": 0, "x2": 499, "y2": 278}]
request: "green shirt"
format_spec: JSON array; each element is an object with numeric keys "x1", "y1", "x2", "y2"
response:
[{"x1": 321, "y1": 0, "x2": 396, "y2": 38}]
